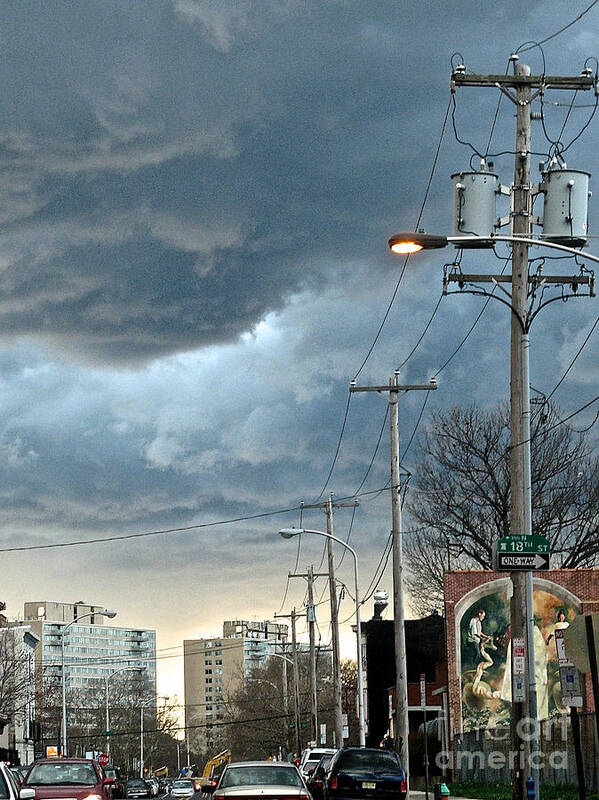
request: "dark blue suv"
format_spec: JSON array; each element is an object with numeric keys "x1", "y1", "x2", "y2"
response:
[{"x1": 324, "y1": 748, "x2": 406, "y2": 800}]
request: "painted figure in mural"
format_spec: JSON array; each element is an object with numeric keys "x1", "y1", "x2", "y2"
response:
[
  {"x1": 467, "y1": 608, "x2": 487, "y2": 658},
  {"x1": 546, "y1": 608, "x2": 569, "y2": 645}
]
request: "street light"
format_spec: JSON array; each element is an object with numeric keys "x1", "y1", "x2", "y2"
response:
[
  {"x1": 61, "y1": 608, "x2": 117, "y2": 757},
  {"x1": 104, "y1": 666, "x2": 146, "y2": 757},
  {"x1": 279, "y1": 526, "x2": 366, "y2": 747},
  {"x1": 389, "y1": 231, "x2": 599, "y2": 264}
]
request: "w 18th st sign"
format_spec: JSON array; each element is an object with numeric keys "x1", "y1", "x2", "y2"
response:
[{"x1": 493, "y1": 534, "x2": 551, "y2": 570}]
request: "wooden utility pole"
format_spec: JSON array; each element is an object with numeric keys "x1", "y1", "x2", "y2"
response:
[
  {"x1": 300, "y1": 495, "x2": 358, "y2": 747},
  {"x1": 289, "y1": 566, "x2": 328, "y2": 744},
  {"x1": 451, "y1": 57, "x2": 595, "y2": 800},
  {"x1": 351, "y1": 375, "x2": 436, "y2": 783},
  {"x1": 275, "y1": 608, "x2": 305, "y2": 754}
]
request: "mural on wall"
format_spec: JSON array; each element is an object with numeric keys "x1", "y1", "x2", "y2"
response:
[{"x1": 459, "y1": 584, "x2": 578, "y2": 730}]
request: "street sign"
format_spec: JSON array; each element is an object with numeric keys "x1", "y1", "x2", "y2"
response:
[
  {"x1": 493, "y1": 534, "x2": 551, "y2": 570},
  {"x1": 101, "y1": 730, "x2": 114, "y2": 737},
  {"x1": 419, "y1": 673, "x2": 426, "y2": 707},
  {"x1": 98, "y1": 753, "x2": 110, "y2": 767},
  {"x1": 496, "y1": 552, "x2": 549, "y2": 570},
  {"x1": 554, "y1": 629, "x2": 570, "y2": 667},
  {"x1": 512, "y1": 637, "x2": 526, "y2": 702},
  {"x1": 496, "y1": 533, "x2": 551, "y2": 554},
  {"x1": 46, "y1": 746, "x2": 58, "y2": 758},
  {"x1": 559, "y1": 665, "x2": 583, "y2": 707}
]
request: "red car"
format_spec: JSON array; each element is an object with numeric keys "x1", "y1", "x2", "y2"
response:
[{"x1": 20, "y1": 758, "x2": 114, "y2": 800}]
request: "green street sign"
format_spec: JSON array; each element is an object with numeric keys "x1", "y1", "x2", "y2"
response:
[
  {"x1": 496, "y1": 534, "x2": 551, "y2": 554},
  {"x1": 300, "y1": 721, "x2": 308, "y2": 729},
  {"x1": 101, "y1": 731, "x2": 114, "y2": 736}
]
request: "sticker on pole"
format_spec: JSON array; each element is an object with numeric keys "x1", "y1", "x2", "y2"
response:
[{"x1": 512, "y1": 637, "x2": 526, "y2": 702}]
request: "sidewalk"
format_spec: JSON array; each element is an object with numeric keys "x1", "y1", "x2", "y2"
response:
[{"x1": 410, "y1": 792, "x2": 483, "y2": 800}]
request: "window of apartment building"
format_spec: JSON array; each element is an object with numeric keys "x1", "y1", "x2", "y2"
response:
[
  {"x1": 215, "y1": 677, "x2": 223, "y2": 684},
  {"x1": 205, "y1": 678, "x2": 212, "y2": 684},
  {"x1": 215, "y1": 668, "x2": 223, "y2": 674},
  {"x1": 206, "y1": 642, "x2": 212, "y2": 648},
  {"x1": 215, "y1": 659, "x2": 222, "y2": 665},
  {"x1": 204, "y1": 660, "x2": 212, "y2": 666},
  {"x1": 205, "y1": 669, "x2": 212, "y2": 674},
  {"x1": 205, "y1": 705, "x2": 213, "y2": 711},
  {"x1": 214, "y1": 650, "x2": 221, "y2": 656}
]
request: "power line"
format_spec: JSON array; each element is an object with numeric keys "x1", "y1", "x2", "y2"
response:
[{"x1": 518, "y1": 0, "x2": 599, "y2": 51}]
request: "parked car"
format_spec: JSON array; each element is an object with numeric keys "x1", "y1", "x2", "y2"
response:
[
  {"x1": 306, "y1": 754, "x2": 335, "y2": 800},
  {"x1": 1, "y1": 761, "x2": 22, "y2": 800},
  {"x1": 169, "y1": 780, "x2": 195, "y2": 799},
  {"x1": 9, "y1": 767, "x2": 26, "y2": 788},
  {"x1": 163, "y1": 780, "x2": 173, "y2": 794},
  {"x1": 299, "y1": 748, "x2": 336, "y2": 778},
  {"x1": 211, "y1": 762, "x2": 310, "y2": 800},
  {"x1": 20, "y1": 758, "x2": 114, "y2": 800},
  {"x1": 323, "y1": 748, "x2": 406, "y2": 800},
  {"x1": 104, "y1": 767, "x2": 126, "y2": 799},
  {"x1": 127, "y1": 779, "x2": 152, "y2": 799},
  {"x1": 145, "y1": 779, "x2": 159, "y2": 797}
]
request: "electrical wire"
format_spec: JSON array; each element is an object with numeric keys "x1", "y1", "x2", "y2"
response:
[
  {"x1": 517, "y1": 0, "x2": 599, "y2": 51},
  {"x1": 546, "y1": 312, "x2": 599, "y2": 402},
  {"x1": 431, "y1": 256, "x2": 510, "y2": 379}
]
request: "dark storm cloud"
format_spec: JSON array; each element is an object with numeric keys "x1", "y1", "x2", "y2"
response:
[{"x1": 0, "y1": 0, "x2": 568, "y2": 364}]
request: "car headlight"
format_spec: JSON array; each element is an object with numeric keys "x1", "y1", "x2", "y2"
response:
[{"x1": 83, "y1": 794, "x2": 104, "y2": 800}]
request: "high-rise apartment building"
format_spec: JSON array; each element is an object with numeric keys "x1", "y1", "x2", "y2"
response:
[
  {"x1": 184, "y1": 620, "x2": 288, "y2": 753},
  {"x1": 21, "y1": 601, "x2": 157, "y2": 693}
]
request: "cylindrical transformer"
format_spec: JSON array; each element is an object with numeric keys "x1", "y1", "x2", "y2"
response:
[
  {"x1": 541, "y1": 168, "x2": 590, "y2": 246},
  {"x1": 451, "y1": 170, "x2": 498, "y2": 246}
]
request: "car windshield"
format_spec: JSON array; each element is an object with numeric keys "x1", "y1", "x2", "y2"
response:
[
  {"x1": 221, "y1": 767, "x2": 302, "y2": 788},
  {"x1": 27, "y1": 763, "x2": 98, "y2": 786},
  {"x1": 104, "y1": 770, "x2": 117, "y2": 780},
  {"x1": 338, "y1": 752, "x2": 400, "y2": 772},
  {"x1": 129, "y1": 780, "x2": 147, "y2": 787},
  {"x1": 173, "y1": 781, "x2": 192, "y2": 788}
]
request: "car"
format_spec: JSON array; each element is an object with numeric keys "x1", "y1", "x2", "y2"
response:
[
  {"x1": 1, "y1": 762, "x2": 22, "y2": 800},
  {"x1": 127, "y1": 779, "x2": 152, "y2": 799},
  {"x1": 163, "y1": 781, "x2": 173, "y2": 794},
  {"x1": 299, "y1": 748, "x2": 336, "y2": 778},
  {"x1": 20, "y1": 758, "x2": 114, "y2": 800},
  {"x1": 323, "y1": 748, "x2": 406, "y2": 800},
  {"x1": 169, "y1": 780, "x2": 195, "y2": 798},
  {"x1": 146, "y1": 779, "x2": 160, "y2": 797},
  {"x1": 306, "y1": 754, "x2": 335, "y2": 800},
  {"x1": 104, "y1": 767, "x2": 126, "y2": 799},
  {"x1": 9, "y1": 768, "x2": 26, "y2": 788},
  {"x1": 211, "y1": 762, "x2": 310, "y2": 800}
]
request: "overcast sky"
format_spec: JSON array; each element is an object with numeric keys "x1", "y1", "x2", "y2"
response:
[{"x1": 1, "y1": 0, "x2": 599, "y2": 699}]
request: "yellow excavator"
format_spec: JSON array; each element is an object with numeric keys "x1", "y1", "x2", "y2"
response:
[{"x1": 199, "y1": 749, "x2": 232, "y2": 791}]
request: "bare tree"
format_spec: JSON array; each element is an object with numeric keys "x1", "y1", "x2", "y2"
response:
[{"x1": 405, "y1": 402, "x2": 599, "y2": 615}]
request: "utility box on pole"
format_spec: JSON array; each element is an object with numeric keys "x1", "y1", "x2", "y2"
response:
[{"x1": 451, "y1": 169, "x2": 498, "y2": 243}]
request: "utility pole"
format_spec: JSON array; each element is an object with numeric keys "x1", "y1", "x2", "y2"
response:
[
  {"x1": 300, "y1": 495, "x2": 358, "y2": 747},
  {"x1": 275, "y1": 608, "x2": 305, "y2": 754},
  {"x1": 288, "y1": 567, "x2": 328, "y2": 744},
  {"x1": 451, "y1": 57, "x2": 595, "y2": 800},
  {"x1": 307, "y1": 566, "x2": 318, "y2": 743},
  {"x1": 351, "y1": 374, "x2": 436, "y2": 783}
]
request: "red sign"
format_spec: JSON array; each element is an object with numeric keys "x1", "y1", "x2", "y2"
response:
[{"x1": 98, "y1": 753, "x2": 110, "y2": 767}]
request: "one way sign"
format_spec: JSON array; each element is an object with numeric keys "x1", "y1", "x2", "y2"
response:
[{"x1": 497, "y1": 552, "x2": 549, "y2": 570}]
